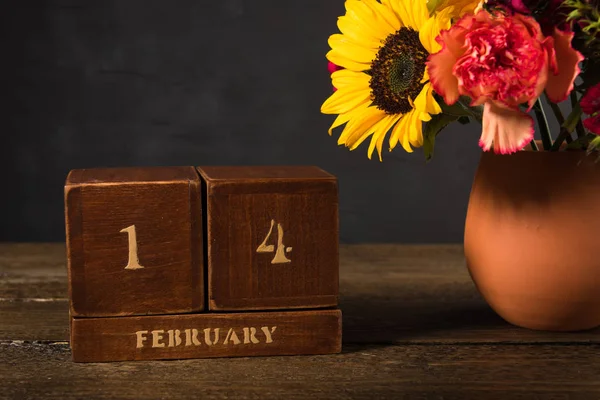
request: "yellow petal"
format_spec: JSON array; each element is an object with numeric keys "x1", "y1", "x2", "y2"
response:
[
  {"x1": 362, "y1": 0, "x2": 401, "y2": 32},
  {"x1": 327, "y1": 101, "x2": 371, "y2": 135},
  {"x1": 419, "y1": 111, "x2": 432, "y2": 122},
  {"x1": 350, "y1": 111, "x2": 396, "y2": 151},
  {"x1": 389, "y1": 0, "x2": 415, "y2": 29},
  {"x1": 414, "y1": 83, "x2": 442, "y2": 115},
  {"x1": 410, "y1": 0, "x2": 430, "y2": 29},
  {"x1": 344, "y1": 0, "x2": 392, "y2": 41},
  {"x1": 326, "y1": 50, "x2": 370, "y2": 72},
  {"x1": 389, "y1": 112, "x2": 412, "y2": 152},
  {"x1": 418, "y1": 15, "x2": 439, "y2": 54},
  {"x1": 330, "y1": 69, "x2": 371, "y2": 91},
  {"x1": 368, "y1": 114, "x2": 402, "y2": 161},
  {"x1": 328, "y1": 34, "x2": 377, "y2": 64},
  {"x1": 338, "y1": 106, "x2": 386, "y2": 146},
  {"x1": 390, "y1": 0, "x2": 429, "y2": 30},
  {"x1": 399, "y1": 116, "x2": 414, "y2": 152},
  {"x1": 321, "y1": 86, "x2": 371, "y2": 115},
  {"x1": 379, "y1": 0, "x2": 403, "y2": 27},
  {"x1": 337, "y1": 16, "x2": 384, "y2": 50},
  {"x1": 400, "y1": 132, "x2": 413, "y2": 152},
  {"x1": 408, "y1": 110, "x2": 424, "y2": 147},
  {"x1": 419, "y1": 8, "x2": 452, "y2": 54}
]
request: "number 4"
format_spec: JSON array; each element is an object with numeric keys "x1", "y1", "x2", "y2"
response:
[{"x1": 257, "y1": 219, "x2": 292, "y2": 264}]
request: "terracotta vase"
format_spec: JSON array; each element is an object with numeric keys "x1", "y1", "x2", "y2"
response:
[{"x1": 464, "y1": 144, "x2": 600, "y2": 331}]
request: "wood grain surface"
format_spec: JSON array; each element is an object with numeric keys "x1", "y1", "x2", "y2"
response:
[
  {"x1": 197, "y1": 166, "x2": 339, "y2": 311},
  {"x1": 2, "y1": 243, "x2": 600, "y2": 399},
  {"x1": 3, "y1": 343, "x2": 600, "y2": 400},
  {"x1": 64, "y1": 167, "x2": 204, "y2": 317}
]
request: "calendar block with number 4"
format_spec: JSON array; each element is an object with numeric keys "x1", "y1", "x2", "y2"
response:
[
  {"x1": 197, "y1": 166, "x2": 339, "y2": 311},
  {"x1": 65, "y1": 165, "x2": 341, "y2": 362}
]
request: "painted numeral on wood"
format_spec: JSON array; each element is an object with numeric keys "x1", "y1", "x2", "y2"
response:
[
  {"x1": 256, "y1": 219, "x2": 292, "y2": 264},
  {"x1": 120, "y1": 225, "x2": 145, "y2": 270}
]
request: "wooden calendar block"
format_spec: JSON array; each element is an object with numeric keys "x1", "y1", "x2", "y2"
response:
[
  {"x1": 197, "y1": 166, "x2": 339, "y2": 311},
  {"x1": 64, "y1": 167, "x2": 204, "y2": 317},
  {"x1": 70, "y1": 309, "x2": 342, "y2": 362}
]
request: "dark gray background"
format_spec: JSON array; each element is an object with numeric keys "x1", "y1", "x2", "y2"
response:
[{"x1": 1, "y1": 0, "x2": 485, "y2": 243}]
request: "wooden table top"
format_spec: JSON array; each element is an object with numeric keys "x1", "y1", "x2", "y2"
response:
[{"x1": 2, "y1": 243, "x2": 599, "y2": 399}]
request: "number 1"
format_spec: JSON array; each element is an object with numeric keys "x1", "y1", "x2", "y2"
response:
[{"x1": 120, "y1": 225, "x2": 144, "y2": 270}]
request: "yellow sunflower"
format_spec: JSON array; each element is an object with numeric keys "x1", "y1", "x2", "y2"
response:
[{"x1": 320, "y1": 0, "x2": 453, "y2": 160}]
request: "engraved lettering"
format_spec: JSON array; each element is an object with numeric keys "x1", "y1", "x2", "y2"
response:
[
  {"x1": 120, "y1": 225, "x2": 145, "y2": 270},
  {"x1": 135, "y1": 325, "x2": 278, "y2": 349},
  {"x1": 135, "y1": 330, "x2": 148, "y2": 348},
  {"x1": 151, "y1": 330, "x2": 165, "y2": 348},
  {"x1": 243, "y1": 327, "x2": 260, "y2": 344},
  {"x1": 261, "y1": 326, "x2": 277, "y2": 344},
  {"x1": 257, "y1": 219, "x2": 292, "y2": 264},
  {"x1": 224, "y1": 328, "x2": 241, "y2": 345},
  {"x1": 167, "y1": 329, "x2": 182, "y2": 347},
  {"x1": 204, "y1": 328, "x2": 220, "y2": 346},
  {"x1": 184, "y1": 329, "x2": 201, "y2": 346}
]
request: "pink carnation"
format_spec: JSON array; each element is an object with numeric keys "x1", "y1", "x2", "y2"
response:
[{"x1": 428, "y1": 10, "x2": 583, "y2": 154}]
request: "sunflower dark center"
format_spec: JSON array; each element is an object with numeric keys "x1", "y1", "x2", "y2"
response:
[{"x1": 369, "y1": 28, "x2": 428, "y2": 114}]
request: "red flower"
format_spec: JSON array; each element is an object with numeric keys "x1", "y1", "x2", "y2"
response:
[
  {"x1": 583, "y1": 116, "x2": 600, "y2": 134},
  {"x1": 581, "y1": 84, "x2": 600, "y2": 115},
  {"x1": 581, "y1": 84, "x2": 600, "y2": 135},
  {"x1": 328, "y1": 61, "x2": 343, "y2": 92}
]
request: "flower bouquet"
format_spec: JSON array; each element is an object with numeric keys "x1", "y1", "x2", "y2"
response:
[
  {"x1": 321, "y1": 0, "x2": 600, "y2": 331},
  {"x1": 321, "y1": 0, "x2": 599, "y2": 159}
]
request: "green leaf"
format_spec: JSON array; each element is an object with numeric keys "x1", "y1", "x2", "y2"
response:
[
  {"x1": 439, "y1": 100, "x2": 471, "y2": 117},
  {"x1": 436, "y1": 95, "x2": 483, "y2": 123},
  {"x1": 423, "y1": 113, "x2": 460, "y2": 162},
  {"x1": 566, "y1": 135, "x2": 593, "y2": 150},
  {"x1": 586, "y1": 136, "x2": 600, "y2": 155}
]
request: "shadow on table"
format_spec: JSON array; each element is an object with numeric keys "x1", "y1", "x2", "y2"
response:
[{"x1": 338, "y1": 290, "x2": 507, "y2": 353}]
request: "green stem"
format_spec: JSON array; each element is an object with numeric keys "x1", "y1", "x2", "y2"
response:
[
  {"x1": 545, "y1": 94, "x2": 573, "y2": 150},
  {"x1": 546, "y1": 95, "x2": 565, "y2": 125},
  {"x1": 550, "y1": 129, "x2": 573, "y2": 150},
  {"x1": 534, "y1": 99, "x2": 553, "y2": 151},
  {"x1": 529, "y1": 139, "x2": 539, "y2": 151},
  {"x1": 571, "y1": 91, "x2": 586, "y2": 139},
  {"x1": 576, "y1": 119, "x2": 587, "y2": 139}
]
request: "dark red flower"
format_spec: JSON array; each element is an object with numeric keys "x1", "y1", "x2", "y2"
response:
[
  {"x1": 583, "y1": 115, "x2": 600, "y2": 134},
  {"x1": 581, "y1": 83, "x2": 600, "y2": 115},
  {"x1": 581, "y1": 83, "x2": 600, "y2": 135}
]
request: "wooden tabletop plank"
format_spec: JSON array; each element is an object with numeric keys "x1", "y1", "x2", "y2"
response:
[
  {"x1": 2, "y1": 243, "x2": 600, "y2": 343},
  {"x1": 3, "y1": 342, "x2": 599, "y2": 399},
  {"x1": 0, "y1": 301, "x2": 69, "y2": 342},
  {"x1": 3, "y1": 243, "x2": 600, "y2": 398}
]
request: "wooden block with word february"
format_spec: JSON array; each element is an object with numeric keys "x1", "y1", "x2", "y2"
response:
[
  {"x1": 70, "y1": 309, "x2": 342, "y2": 362},
  {"x1": 64, "y1": 167, "x2": 204, "y2": 317},
  {"x1": 196, "y1": 166, "x2": 339, "y2": 311}
]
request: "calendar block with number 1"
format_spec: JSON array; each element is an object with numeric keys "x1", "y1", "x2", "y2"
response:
[{"x1": 65, "y1": 166, "x2": 341, "y2": 362}]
